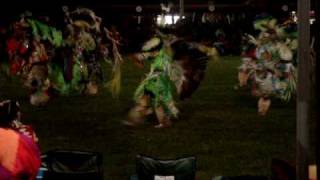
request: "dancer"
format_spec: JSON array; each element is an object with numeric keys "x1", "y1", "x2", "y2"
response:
[
  {"x1": 0, "y1": 100, "x2": 40, "y2": 179},
  {"x1": 59, "y1": 7, "x2": 123, "y2": 96},
  {"x1": 5, "y1": 12, "x2": 63, "y2": 106},
  {"x1": 125, "y1": 33, "x2": 213, "y2": 128},
  {"x1": 238, "y1": 16, "x2": 297, "y2": 115},
  {"x1": 2, "y1": 8, "x2": 123, "y2": 106}
]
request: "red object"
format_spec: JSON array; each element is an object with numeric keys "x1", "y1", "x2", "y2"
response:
[
  {"x1": 19, "y1": 46, "x2": 28, "y2": 55},
  {"x1": 6, "y1": 38, "x2": 29, "y2": 75},
  {"x1": 243, "y1": 48, "x2": 257, "y2": 60},
  {"x1": 0, "y1": 128, "x2": 41, "y2": 180},
  {"x1": 6, "y1": 38, "x2": 19, "y2": 54},
  {"x1": 7, "y1": 37, "x2": 28, "y2": 55},
  {"x1": 10, "y1": 62, "x2": 22, "y2": 75}
]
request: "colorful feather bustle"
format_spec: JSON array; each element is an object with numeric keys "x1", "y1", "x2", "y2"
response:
[
  {"x1": 170, "y1": 39, "x2": 210, "y2": 100},
  {"x1": 238, "y1": 16, "x2": 298, "y2": 115}
]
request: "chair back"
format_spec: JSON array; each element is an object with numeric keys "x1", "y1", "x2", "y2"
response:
[
  {"x1": 136, "y1": 155, "x2": 196, "y2": 180},
  {"x1": 42, "y1": 150, "x2": 103, "y2": 180}
]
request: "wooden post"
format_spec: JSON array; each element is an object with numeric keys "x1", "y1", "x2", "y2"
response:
[
  {"x1": 297, "y1": 0, "x2": 311, "y2": 179},
  {"x1": 315, "y1": 0, "x2": 320, "y2": 178},
  {"x1": 180, "y1": 0, "x2": 184, "y2": 18}
]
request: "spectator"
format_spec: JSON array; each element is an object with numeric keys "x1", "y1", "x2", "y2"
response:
[{"x1": 0, "y1": 100, "x2": 41, "y2": 180}]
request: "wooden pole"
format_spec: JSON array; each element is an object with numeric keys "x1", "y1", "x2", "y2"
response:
[
  {"x1": 180, "y1": 0, "x2": 184, "y2": 18},
  {"x1": 315, "y1": 0, "x2": 320, "y2": 177},
  {"x1": 297, "y1": 0, "x2": 311, "y2": 179}
]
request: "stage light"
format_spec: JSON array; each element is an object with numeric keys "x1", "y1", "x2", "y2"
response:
[
  {"x1": 291, "y1": 10, "x2": 316, "y2": 24},
  {"x1": 156, "y1": 14, "x2": 185, "y2": 26}
]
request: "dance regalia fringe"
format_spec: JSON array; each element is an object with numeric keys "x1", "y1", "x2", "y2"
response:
[{"x1": 134, "y1": 49, "x2": 178, "y2": 117}]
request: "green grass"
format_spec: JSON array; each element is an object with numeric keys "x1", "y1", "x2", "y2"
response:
[{"x1": 0, "y1": 56, "x2": 297, "y2": 179}]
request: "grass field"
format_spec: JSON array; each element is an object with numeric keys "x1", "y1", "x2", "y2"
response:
[{"x1": 0, "y1": 56, "x2": 298, "y2": 179}]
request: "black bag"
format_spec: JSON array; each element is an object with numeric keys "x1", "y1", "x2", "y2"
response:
[
  {"x1": 42, "y1": 150, "x2": 103, "y2": 180},
  {"x1": 136, "y1": 155, "x2": 196, "y2": 180}
]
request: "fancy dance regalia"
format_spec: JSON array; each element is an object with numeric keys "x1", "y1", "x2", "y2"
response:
[
  {"x1": 125, "y1": 35, "x2": 213, "y2": 128},
  {"x1": 5, "y1": 12, "x2": 63, "y2": 106},
  {"x1": 238, "y1": 16, "x2": 297, "y2": 115},
  {"x1": 1, "y1": 8, "x2": 123, "y2": 106},
  {"x1": 50, "y1": 7, "x2": 123, "y2": 97}
]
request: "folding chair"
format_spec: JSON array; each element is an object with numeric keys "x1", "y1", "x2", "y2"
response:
[
  {"x1": 132, "y1": 154, "x2": 196, "y2": 180},
  {"x1": 40, "y1": 150, "x2": 103, "y2": 180}
]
